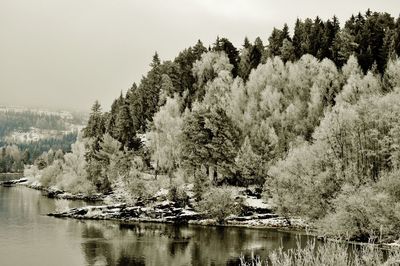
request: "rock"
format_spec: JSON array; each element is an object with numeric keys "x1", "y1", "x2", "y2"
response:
[
  {"x1": 1, "y1": 178, "x2": 28, "y2": 186},
  {"x1": 241, "y1": 187, "x2": 263, "y2": 198},
  {"x1": 154, "y1": 200, "x2": 174, "y2": 209},
  {"x1": 241, "y1": 197, "x2": 272, "y2": 215}
]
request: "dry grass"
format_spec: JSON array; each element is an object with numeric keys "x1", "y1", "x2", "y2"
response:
[{"x1": 240, "y1": 239, "x2": 400, "y2": 266}]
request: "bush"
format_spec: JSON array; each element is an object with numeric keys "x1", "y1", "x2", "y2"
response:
[
  {"x1": 114, "y1": 169, "x2": 160, "y2": 204},
  {"x1": 318, "y1": 183, "x2": 400, "y2": 241},
  {"x1": 193, "y1": 169, "x2": 210, "y2": 201},
  {"x1": 168, "y1": 184, "x2": 189, "y2": 207},
  {"x1": 39, "y1": 160, "x2": 63, "y2": 187},
  {"x1": 197, "y1": 186, "x2": 241, "y2": 223}
]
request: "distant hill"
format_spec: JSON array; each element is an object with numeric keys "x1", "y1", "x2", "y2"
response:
[
  {"x1": 0, "y1": 106, "x2": 87, "y2": 144},
  {"x1": 0, "y1": 106, "x2": 88, "y2": 173}
]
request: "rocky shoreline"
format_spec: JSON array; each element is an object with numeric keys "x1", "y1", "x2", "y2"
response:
[
  {"x1": 5, "y1": 177, "x2": 400, "y2": 248},
  {"x1": 3, "y1": 177, "x2": 308, "y2": 230},
  {"x1": 46, "y1": 195, "x2": 307, "y2": 230},
  {"x1": 27, "y1": 181, "x2": 105, "y2": 201},
  {"x1": 0, "y1": 177, "x2": 28, "y2": 186},
  {"x1": 47, "y1": 202, "x2": 307, "y2": 229}
]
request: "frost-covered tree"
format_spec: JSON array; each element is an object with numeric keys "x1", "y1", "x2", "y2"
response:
[
  {"x1": 235, "y1": 136, "x2": 262, "y2": 185},
  {"x1": 383, "y1": 57, "x2": 400, "y2": 91},
  {"x1": 148, "y1": 95, "x2": 184, "y2": 179},
  {"x1": 192, "y1": 51, "x2": 233, "y2": 102}
]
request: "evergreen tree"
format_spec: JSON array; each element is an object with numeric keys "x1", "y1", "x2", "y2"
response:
[
  {"x1": 292, "y1": 18, "x2": 304, "y2": 59},
  {"x1": 249, "y1": 37, "x2": 264, "y2": 70},
  {"x1": 280, "y1": 39, "x2": 296, "y2": 63},
  {"x1": 212, "y1": 37, "x2": 239, "y2": 77},
  {"x1": 83, "y1": 101, "x2": 106, "y2": 163},
  {"x1": 181, "y1": 104, "x2": 241, "y2": 184},
  {"x1": 235, "y1": 136, "x2": 262, "y2": 185},
  {"x1": 115, "y1": 100, "x2": 141, "y2": 150},
  {"x1": 83, "y1": 100, "x2": 105, "y2": 139},
  {"x1": 243, "y1": 37, "x2": 251, "y2": 49},
  {"x1": 238, "y1": 47, "x2": 252, "y2": 80},
  {"x1": 268, "y1": 28, "x2": 284, "y2": 57}
]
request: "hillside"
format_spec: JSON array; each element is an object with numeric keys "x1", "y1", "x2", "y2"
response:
[
  {"x1": 0, "y1": 106, "x2": 86, "y2": 173},
  {"x1": 29, "y1": 10, "x2": 400, "y2": 243}
]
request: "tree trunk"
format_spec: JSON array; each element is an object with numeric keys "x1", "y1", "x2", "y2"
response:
[{"x1": 154, "y1": 160, "x2": 158, "y2": 180}]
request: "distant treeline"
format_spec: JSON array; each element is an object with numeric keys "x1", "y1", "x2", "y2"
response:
[
  {"x1": 0, "y1": 109, "x2": 86, "y2": 140},
  {"x1": 0, "y1": 133, "x2": 77, "y2": 173},
  {"x1": 0, "y1": 111, "x2": 66, "y2": 138}
]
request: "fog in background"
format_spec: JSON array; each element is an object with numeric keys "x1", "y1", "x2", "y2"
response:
[{"x1": 0, "y1": 0, "x2": 398, "y2": 111}]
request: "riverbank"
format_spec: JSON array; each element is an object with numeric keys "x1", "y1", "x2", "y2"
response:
[
  {"x1": 0, "y1": 177, "x2": 28, "y2": 186},
  {"x1": 6, "y1": 177, "x2": 400, "y2": 249},
  {"x1": 47, "y1": 201, "x2": 307, "y2": 230},
  {"x1": 26, "y1": 181, "x2": 105, "y2": 201},
  {"x1": 45, "y1": 189, "x2": 307, "y2": 230},
  {"x1": 18, "y1": 177, "x2": 308, "y2": 230}
]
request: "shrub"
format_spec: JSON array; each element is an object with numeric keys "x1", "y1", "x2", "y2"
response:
[
  {"x1": 193, "y1": 169, "x2": 209, "y2": 201},
  {"x1": 114, "y1": 169, "x2": 160, "y2": 204},
  {"x1": 318, "y1": 184, "x2": 400, "y2": 241},
  {"x1": 39, "y1": 160, "x2": 63, "y2": 187},
  {"x1": 197, "y1": 186, "x2": 241, "y2": 223},
  {"x1": 168, "y1": 184, "x2": 189, "y2": 207}
]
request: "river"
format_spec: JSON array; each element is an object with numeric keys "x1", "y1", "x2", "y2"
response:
[{"x1": 0, "y1": 184, "x2": 314, "y2": 266}]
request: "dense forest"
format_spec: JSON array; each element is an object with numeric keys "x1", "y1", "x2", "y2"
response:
[
  {"x1": 0, "y1": 109, "x2": 83, "y2": 173},
  {"x1": 0, "y1": 133, "x2": 77, "y2": 173},
  {"x1": 0, "y1": 110, "x2": 66, "y2": 139},
  {"x1": 34, "y1": 10, "x2": 400, "y2": 241}
]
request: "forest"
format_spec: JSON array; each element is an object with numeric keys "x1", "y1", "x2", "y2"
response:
[
  {"x1": 0, "y1": 133, "x2": 77, "y2": 173},
  {"x1": 0, "y1": 110, "x2": 67, "y2": 139},
  {"x1": 0, "y1": 109, "x2": 82, "y2": 173},
  {"x1": 32, "y1": 10, "x2": 400, "y2": 241}
]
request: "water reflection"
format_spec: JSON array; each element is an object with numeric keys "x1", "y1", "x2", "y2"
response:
[
  {"x1": 78, "y1": 221, "x2": 313, "y2": 266},
  {"x1": 0, "y1": 185, "x2": 313, "y2": 266}
]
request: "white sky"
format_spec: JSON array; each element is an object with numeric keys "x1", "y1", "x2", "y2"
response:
[{"x1": 0, "y1": 0, "x2": 398, "y2": 111}]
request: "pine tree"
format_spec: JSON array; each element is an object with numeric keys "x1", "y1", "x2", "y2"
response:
[
  {"x1": 249, "y1": 37, "x2": 264, "y2": 70},
  {"x1": 238, "y1": 47, "x2": 252, "y2": 80},
  {"x1": 268, "y1": 28, "x2": 284, "y2": 57},
  {"x1": 181, "y1": 105, "x2": 241, "y2": 183},
  {"x1": 243, "y1": 37, "x2": 251, "y2": 49},
  {"x1": 280, "y1": 39, "x2": 296, "y2": 63},
  {"x1": 235, "y1": 136, "x2": 262, "y2": 185},
  {"x1": 83, "y1": 101, "x2": 106, "y2": 163},
  {"x1": 115, "y1": 100, "x2": 141, "y2": 150},
  {"x1": 83, "y1": 100, "x2": 105, "y2": 139},
  {"x1": 212, "y1": 37, "x2": 239, "y2": 77},
  {"x1": 192, "y1": 39, "x2": 207, "y2": 59},
  {"x1": 292, "y1": 18, "x2": 304, "y2": 59}
]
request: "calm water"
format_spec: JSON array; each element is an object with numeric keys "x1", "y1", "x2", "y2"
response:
[{"x1": 0, "y1": 185, "x2": 315, "y2": 266}]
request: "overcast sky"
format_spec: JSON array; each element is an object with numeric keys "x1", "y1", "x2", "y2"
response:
[{"x1": 0, "y1": 0, "x2": 398, "y2": 112}]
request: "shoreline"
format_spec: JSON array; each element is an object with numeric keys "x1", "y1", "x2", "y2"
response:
[
  {"x1": 19, "y1": 179, "x2": 309, "y2": 231},
  {"x1": 5, "y1": 179, "x2": 400, "y2": 249},
  {"x1": 26, "y1": 181, "x2": 105, "y2": 202}
]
